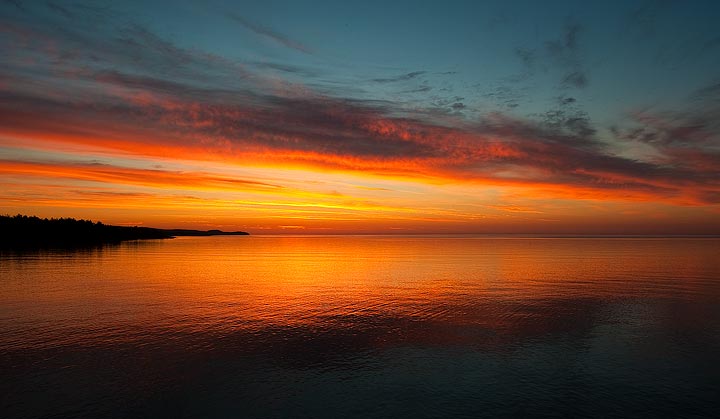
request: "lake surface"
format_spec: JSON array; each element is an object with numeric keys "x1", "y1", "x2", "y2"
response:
[{"x1": 1, "y1": 236, "x2": 719, "y2": 418}]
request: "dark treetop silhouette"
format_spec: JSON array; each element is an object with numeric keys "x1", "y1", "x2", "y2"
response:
[{"x1": 0, "y1": 215, "x2": 248, "y2": 249}]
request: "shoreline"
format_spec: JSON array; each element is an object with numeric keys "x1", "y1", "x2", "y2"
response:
[{"x1": 0, "y1": 215, "x2": 249, "y2": 250}]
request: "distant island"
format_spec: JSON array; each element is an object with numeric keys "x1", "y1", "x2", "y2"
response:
[{"x1": 0, "y1": 215, "x2": 248, "y2": 249}]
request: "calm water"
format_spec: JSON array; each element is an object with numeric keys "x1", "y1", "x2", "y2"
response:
[{"x1": 1, "y1": 236, "x2": 719, "y2": 418}]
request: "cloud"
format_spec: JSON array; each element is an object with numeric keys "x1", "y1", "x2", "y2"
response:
[
  {"x1": 693, "y1": 81, "x2": 720, "y2": 100},
  {"x1": 1, "y1": 5, "x2": 718, "y2": 207},
  {"x1": 507, "y1": 21, "x2": 590, "y2": 91},
  {"x1": 401, "y1": 85, "x2": 432, "y2": 94},
  {"x1": 250, "y1": 61, "x2": 318, "y2": 77},
  {"x1": 617, "y1": 82, "x2": 720, "y2": 151},
  {"x1": 0, "y1": 159, "x2": 285, "y2": 192},
  {"x1": 561, "y1": 71, "x2": 588, "y2": 89},
  {"x1": 545, "y1": 23, "x2": 582, "y2": 58},
  {"x1": 514, "y1": 47, "x2": 536, "y2": 70},
  {"x1": 371, "y1": 71, "x2": 426, "y2": 83},
  {"x1": 227, "y1": 13, "x2": 311, "y2": 54},
  {"x1": 3, "y1": 77, "x2": 719, "y2": 205},
  {"x1": 544, "y1": 22, "x2": 589, "y2": 89}
]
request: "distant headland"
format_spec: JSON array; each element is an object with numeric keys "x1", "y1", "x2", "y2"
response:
[{"x1": 0, "y1": 215, "x2": 248, "y2": 249}]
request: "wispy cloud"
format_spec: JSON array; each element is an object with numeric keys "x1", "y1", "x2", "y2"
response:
[
  {"x1": 546, "y1": 22, "x2": 589, "y2": 89},
  {"x1": 372, "y1": 71, "x2": 426, "y2": 83},
  {"x1": 227, "y1": 12, "x2": 311, "y2": 54}
]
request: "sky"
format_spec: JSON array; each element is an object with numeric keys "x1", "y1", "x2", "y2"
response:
[{"x1": 1, "y1": 0, "x2": 720, "y2": 234}]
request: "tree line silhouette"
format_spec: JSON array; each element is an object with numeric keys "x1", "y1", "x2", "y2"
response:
[
  {"x1": 1, "y1": 215, "x2": 248, "y2": 249},
  {"x1": 1, "y1": 215, "x2": 172, "y2": 248}
]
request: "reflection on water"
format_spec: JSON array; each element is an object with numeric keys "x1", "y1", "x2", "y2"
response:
[{"x1": 1, "y1": 236, "x2": 719, "y2": 418}]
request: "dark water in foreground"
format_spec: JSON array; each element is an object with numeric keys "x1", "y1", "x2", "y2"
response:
[{"x1": 1, "y1": 236, "x2": 719, "y2": 418}]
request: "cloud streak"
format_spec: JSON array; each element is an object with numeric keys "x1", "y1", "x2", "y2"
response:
[
  {"x1": 371, "y1": 71, "x2": 426, "y2": 83},
  {"x1": 227, "y1": 13, "x2": 311, "y2": 54}
]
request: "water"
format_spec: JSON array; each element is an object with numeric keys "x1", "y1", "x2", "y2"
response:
[{"x1": 1, "y1": 236, "x2": 719, "y2": 418}]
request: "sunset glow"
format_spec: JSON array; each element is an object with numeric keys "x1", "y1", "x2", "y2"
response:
[
  {"x1": 2, "y1": 1, "x2": 719, "y2": 234},
  {"x1": 3, "y1": 3, "x2": 720, "y2": 417}
]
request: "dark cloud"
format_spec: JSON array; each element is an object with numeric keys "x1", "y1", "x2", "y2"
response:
[
  {"x1": 618, "y1": 82, "x2": 720, "y2": 151},
  {"x1": 544, "y1": 22, "x2": 589, "y2": 90},
  {"x1": 619, "y1": 120, "x2": 714, "y2": 147},
  {"x1": 479, "y1": 85, "x2": 525, "y2": 109},
  {"x1": 564, "y1": 23, "x2": 581, "y2": 50},
  {"x1": 561, "y1": 71, "x2": 588, "y2": 89},
  {"x1": 371, "y1": 71, "x2": 426, "y2": 83},
  {"x1": 608, "y1": 85, "x2": 720, "y2": 196},
  {"x1": 508, "y1": 21, "x2": 592, "y2": 90},
  {"x1": 226, "y1": 13, "x2": 311, "y2": 54}
]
